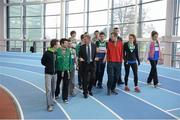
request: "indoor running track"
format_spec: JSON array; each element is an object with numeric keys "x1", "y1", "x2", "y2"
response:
[{"x1": 0, "y1": 52, "x2": 179, "y2": 120}]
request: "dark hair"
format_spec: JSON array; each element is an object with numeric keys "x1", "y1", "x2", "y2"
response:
[
  {"x1": 50, "y1": 39, "x2": 59, "y2": 47},
  {"x1": 151, "y1": 31, "x2": 158, "y2": 37},
  {"x1": 99, "y1": 32, "x2": 105, "y2": 36},
  {"x1": 70, "y1": 31, "x2": 76, "y2": 36},
  {"x1": 94, "y1": 30, "x2": 99, "y2": 34},
  {"x1": 60, "y1": 38, "x2": 68, "y2": 45},
  {"x1": 84, "y1": 32, "x2": 88, "y2": 34},
  {"x1": 114, "y1": 27, "x2": 119, "y2": 30},
  {"x1": 111, "y1": 32, "x2": 116, "y2": 35},
  {"x1": 80, "y1": 34, "x2": 84, "y2": 40},
  {"x1": 129, "y1": 34, "x2": 137, "y2": 45}
]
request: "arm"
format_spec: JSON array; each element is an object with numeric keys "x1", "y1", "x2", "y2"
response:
[
  {"x1": 123, "y1": 43, "x2": 127, "y2": 63},
  {"x1": 136, "y1": 44, "x2": 140, "y2": 65},
  {"x1": 41, "y1": 52, "x2": 48, "y2": 66},
  {"x1": 79, "y1": 45, "x2": 84, "y2": 61}
]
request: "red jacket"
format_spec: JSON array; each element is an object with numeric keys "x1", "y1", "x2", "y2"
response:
[{"x1": 107, "y1": 40, "x2": 123, "y2": 62}]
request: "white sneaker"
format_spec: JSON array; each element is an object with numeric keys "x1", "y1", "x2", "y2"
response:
[
  {"x1": 55, "y1": 96, "x2": 60, "y2": 100},
  {"x1": 47, "y1": 106, "x2": 53, "y2": 112},
  {"x1": 63, "y1": 100, "x2": 69, "y2": 104}
]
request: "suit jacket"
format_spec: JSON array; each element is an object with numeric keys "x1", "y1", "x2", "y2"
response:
[{"x1": 79, "y1": 43, "x2": 96, "y2": 63}]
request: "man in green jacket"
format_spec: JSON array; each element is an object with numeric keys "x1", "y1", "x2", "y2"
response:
[{"x1": 55, "y1": 38, "x2": 72, "y2": 103}]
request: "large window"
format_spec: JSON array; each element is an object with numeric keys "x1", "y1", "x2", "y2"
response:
[{"x1": 25, "y1": 4, "x2": 43, "y2": 40}]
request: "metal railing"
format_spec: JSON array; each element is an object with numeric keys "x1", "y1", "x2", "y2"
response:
[{"x1": 0, "y1": 37, "x2": 180, "y2": 68}]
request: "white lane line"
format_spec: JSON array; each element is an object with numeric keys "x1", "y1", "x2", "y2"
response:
[
  {"x1": 0, "y1": 84, "x2": 24, "y2": 120},
  {"x1": 167, "y1": 107, "x2": 180, "y2": 112},
  {"x1": 75, "y1": 87, "x2": 123, "y2": 120},
  {"x1": 0, "y1": 61, "x2": 43, "y2": 68},
  {"x1": 0, "y1": 66, "x2": 44, "y2": 76},
  {"x1": 0, "y1": 57, "x2": 40, "y2": 62},
  {"x1": 138, "y1": 69, "x2": 180, "y2": 82},
  {"x1": 116, "y1": 87, "x2": 179, "y2": 119},
  {"x1": 138, "y1": 80, "x2": 180, "y2": 96},
  {"x1": 0, "y1": 73, "x2": 71, "y2": 120},
  {"x1": 142, "y1": 63, "x2": 180, "y2": 72},
  {"x1": 0, "y1": 66, "x2": 123, "y2": 120},
  {"x1": 167, "y1": 108, "x2": 180, "y2": 112}
]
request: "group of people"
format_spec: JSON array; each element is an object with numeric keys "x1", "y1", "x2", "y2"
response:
[{"x1": 41, "y1": 27, "x2": 162, "y2": 112}]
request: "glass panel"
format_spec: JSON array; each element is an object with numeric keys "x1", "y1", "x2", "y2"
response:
[
  {"x1": 35, "y1": 41, "x2": 43, "y2": 53},
  {"x1": 113, "y1": 7, "x2": 136, "y2": 24},
  {"x1": 26, "y1": 0, "x2": 42, "y2": 2},
  {"x1": 142, "y1": 20, "x2": 166, "y2": 37},
  {"x1": 68, "y1": 14, "x2": 84, "y2": 27},
  {"x1": 45, "y1": 16, "x2": 60, "y2": 28},
  {"x1": 142, "y1": 0, "x2": 157, "y2": 3},
  {"x1": 26, "y1": 5, "x2": 43, "y2": 16},
  {"x1": 118, "y1": 23, "x2": 135, "y2": 38},
  {"x1": 46, "y1": 3, "x2": 60, "y2": 15},
  {"x1": 114, "y1": 0, "x2": 137, "y2": 8},
  {"x1": 68, "y1": 0, "x2": 84, "y2": 13},
  {"x1": 88, "y1": 26, "x2": 108, "y2": 37},
  {"x1": 9, "y1": 6, "x2": 22, "y2": 17},
  {"x1": 142, "y1": 0, "x2": 167, "y2": 21},
  {"x1": 45, "y1": 29, "x2": 60, "y2": 39},
  {"x1": 89, "y1": 0, "x2": 109, "y2": 11},
  {"x1": 26, "y1": 17, "x2": 42, "y2": 28},
  {"x1": 9, "y1": 17, "x2": 22, "y2": 28},
  {"x1": 9, "y1": 29, "x2": 22, "y2": 39},
  {"x1": 89, "y1": 11, "x2": 108, "y2": 26},
  {"x1": 10, "y1": 41, "x2": 23, "y2": 52},
  {"x1": 26, "y1": 29, "x2": 42, "y2": 39},
  {"x1": 26, "y1": 41, "x2": 34, "y2": 52},
  {"x1": 8, "y1": 0, "x2": 22, "y2": 3},
  {"x1": 178, "y1": 19, "x2": 180, "y2": 36}
]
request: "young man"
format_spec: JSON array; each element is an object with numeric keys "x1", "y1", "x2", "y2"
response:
[
  {"x1": 69, "y1": 31, "x2": 77, "y2": 49},
  {"x1": 92, "y1": 30, "x2": 100, "y2": 43},
  {"x1": 68, "y1": 39, "x2": 76, "y2": 96},
  {"x1": 75, "y1": 34, "x2": 85, "y2": 89},
  {"x1": 94, "y1": 32, "x2": 107, "y2": 88},
  {"x1": 106, "y1": 32, "x2": 123, "y2": 95},
  {"x1": 79, "y1": 34, "x2": 96, "y2": 98},
  {"x1": 113, "y1": 27, "x2": 124, "y2": 85},
  {"x1": 55, "y1": 38, "x2": 72, "y2": 103},
  {"x1": 41, "y1": 39, "x2": 59, "y2": 112}
]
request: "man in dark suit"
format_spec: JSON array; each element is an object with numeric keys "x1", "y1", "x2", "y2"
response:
[{"x1": 79, "y1": 34, "x2": 96, "y2": 98}]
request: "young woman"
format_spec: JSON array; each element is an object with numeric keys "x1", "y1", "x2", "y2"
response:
[
  {"x1": 123, "y1": 34, "x2": 140, "y2": 93},
  {"x1": 147, "y1": 31, "x2": 161, "y2": 87}
]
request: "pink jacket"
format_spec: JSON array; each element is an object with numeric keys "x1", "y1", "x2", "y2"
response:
[{"x1": 148, "y1": 40, "x2": 161, "y2": 60}]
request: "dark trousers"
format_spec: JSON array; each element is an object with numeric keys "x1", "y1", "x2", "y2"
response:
[
  {"x1": 107, "y1": 62, "x2": 121, "y2": 90},
  {"x1": 118, "y1": 62, "x2": 123, "y2": 83},
  {"x1": 78, "y1": 61, "x2": 82, "y2": 86},
  {"x1": 78, "y1": 71, "x2": 82, "y2": 86},
  {"x1": 95, "y1": 61, "x2": 106, "y2": 87},
  {"x1": 147, "y1": 60, "x2": 158, "y2": 85},
  {"x1": 55, "y1": 71, "x2": 70, "y2": 100},
  {"x1": 124, "y1": 63, "x2": 138, "y2": 86},
  {"x1": 82, "y1": 62, "x2": 96, "y2": 95}
]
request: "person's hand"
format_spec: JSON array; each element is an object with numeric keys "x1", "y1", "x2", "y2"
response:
[
  {"x1": 79, "y1": 58, "x2": 84, "y2": 62},
  {"x1": 103, "y1": 58, "x2": 106, "y2": 63},
  {"x1": 95, "y1": 57, "x2": 99, "y2": 61}
]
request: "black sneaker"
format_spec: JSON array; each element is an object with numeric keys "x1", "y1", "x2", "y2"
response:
[
  {"x1": 84, "y1": 94, "x2": 88, "y2": 98},
  {"x1": 107, "y1": 89, "x2": 111, "y2": 96},
  {"x1": 79, "y1": 85, "x2": 83, "y2": 89},
  {"x1": 111, "y1": 90, "x2": 118, "y2": 95},
  {"x1": 117, "y1": 81, "x2": 124, "y2": 85},
  {"x1": 89, "y1": 92, "x2": 93, "y2": 96}
]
